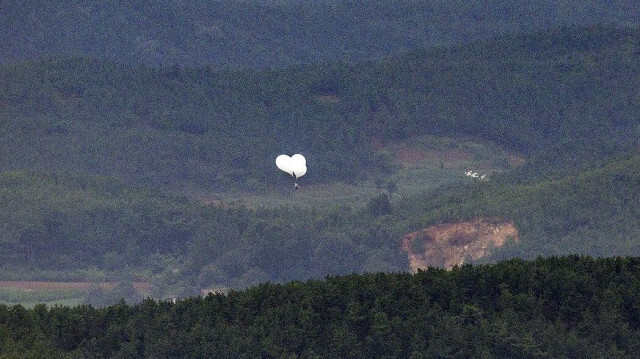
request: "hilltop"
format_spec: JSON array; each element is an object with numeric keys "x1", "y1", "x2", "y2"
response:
[
  {"x1": 2, "y1": 0, "x2": 637, "y2": 68},
  {"x1": 1, "y1": 25, "x2": 638, "y2": 193}
]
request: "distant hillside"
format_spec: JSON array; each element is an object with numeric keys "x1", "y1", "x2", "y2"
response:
[
  {"x1": 2, "y1": 25, "x2": 640, "y2": 304},
  {"x1": 395, "y1": 152, "x2": 640, "y2": 262},
  {"x1": 1, "y1": 25, "x2": 639, "y2": 192},
  {"x1": 0, "y1": 170, "x2": 408, "y2": 297},
  {"x1": 1, "y1": 0, "x2": 638, "y2": 68},
  {"x1": 3, "y1": 151, "x2": 640, "y2": 300}
]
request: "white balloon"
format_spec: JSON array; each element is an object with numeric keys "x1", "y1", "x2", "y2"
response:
[
  {"x1": 276, "y1": 154, "x2": 307, "y2": 179},
  {"x1": 291, "y1": 154, "x2": 306, "y2": 166},
  {"x1": 290, "y1": 154, "x2": 306, "y2": 177},
  {"x1": 276, "y1": 155, "x2": 293, "y2": 175},
  {"x1": 294, "y1": 165, "x2": 307, "y2": 178}
]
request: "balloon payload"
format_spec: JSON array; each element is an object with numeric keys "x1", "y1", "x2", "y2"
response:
[{"x1": 276, "y1": 154, "x2": 306, "y2": 189}]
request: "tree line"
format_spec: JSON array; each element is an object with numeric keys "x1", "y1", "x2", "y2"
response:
[
  {"x1": 2, "y1": 150, "x2": 640, "y2": 302},
  {"x1": 2, "y1": 256, "x2": 640, "y2": 358}
]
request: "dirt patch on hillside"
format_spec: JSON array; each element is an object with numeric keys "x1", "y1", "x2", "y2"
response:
[
  {"x1": 382, "y1": 134, "x2": 522, "y2": 171},
  {"x1": 402, "y1": 218, "x2": 519, "y2": 271},
  {"x1": 391, "y1": 145, "x2": 471, "y2": 167}
]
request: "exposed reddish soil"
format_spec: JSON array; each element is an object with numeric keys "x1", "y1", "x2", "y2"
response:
[
  {"x1": 402, "y1": 218, "x2": 519, "y2": 271},
  {"x1": 382, "y1": 135, "x2": 512, "y2": 169},
  {"x1": 393, "y1": 146, "x2": 472, "y2": 166},
  {"x1": 507, "y1": 154, "x2": 526, "y2": 166}
]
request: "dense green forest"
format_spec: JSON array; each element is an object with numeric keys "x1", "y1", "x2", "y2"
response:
[
  {"x1": 2, "y1": 24, "x2": 640, "y2": 304},
  {"x1": 2, "y1": 0, "x2": 637, "y2": 68},
  {"x1": 399, "y1": 152, "x2": 640, "y2": 259},
  {"x1": 3, "y1": 3, "x2": 640, "y2": 355},
  {"x1": 2, "y1": 25, "x2": 639, "y2": 191},
  {"x1": 3, "y1": 256, "x2": 640, "y2": 358},
  {"x1": 2, "y1": 150, "x2": 640, "y2": 302},
  {"x1": 0, "y1": 170, "x2": 407, "y2": 300}
]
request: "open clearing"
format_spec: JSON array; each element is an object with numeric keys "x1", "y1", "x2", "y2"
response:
[
  {"x1": 209, "y1": 134, "x2": 523, "y2": 208},
  {"x1": 0, "y1": 281, "x2": 153, "y2": 292},
  {"x1": 0, "y1": 281, "x2": 154, "y2": 307}
]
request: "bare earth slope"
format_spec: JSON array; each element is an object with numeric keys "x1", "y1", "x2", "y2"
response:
[{"x1": 402, "y1": 218, "x2": 519, "y2": 270}]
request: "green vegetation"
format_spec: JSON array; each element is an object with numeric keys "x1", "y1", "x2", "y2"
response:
[
  {"x1": 2, "y1": 25, "x2": 640, "y2": 305},
  {"x1": 1, "y1": 25, "x2": 639, "y2": 193},
  {"x1": 2, "y1": 8, "x2": 640, "y2": 357},
  {"x1": 3, "y1": 1, "x2": 637, "y2": 68},
  {"x1": 3, "y1": 256, "x2": 640, "y2": 358},
  {"x1": 2, "y1": 150, "x2": 640, "y2": 303},
  {"x1": 0, "y1": 287, "x2": 83, "y2": 308},
  {"x1": 398, "y1": 152, "x2": 640, "y2": 260},
  {"x1": 3, "y1": 3, "x2": 640, "y2": 355},
  {"x1": 0, "y1": 170, "x2": 409, "y2": 298}
]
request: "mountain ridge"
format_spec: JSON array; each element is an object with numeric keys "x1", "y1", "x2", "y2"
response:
[{"x1": 2, "y1": 1, "x2": 638, "y2": 68}]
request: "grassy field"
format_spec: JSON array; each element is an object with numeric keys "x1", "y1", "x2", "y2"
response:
[
  {"x1": 0, "y1": 286, "x2": 85, "y2": 308},
  {"x1": 0, "y1": 281, "x2": 154, "y2": 308},
  {"x1": 209, "y1": 135, "x2": 520, "y2": 209}
]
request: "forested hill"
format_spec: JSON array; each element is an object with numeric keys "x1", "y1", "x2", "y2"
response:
[
  {"x1": 396, "y1": 152, "x2": 640, "y2": 260},
  {"x1": 2, "y1": 149, "x2": 640, "y2": 297},
  {"x1": 4, "y1": 256, "x2": 640, "y2": 357},
  {"x1": 2, "y1": 0, "x2": 637, "y2": 68},
  {"x1": 1, "y1": 25, "x2": 639, "y2": 192},
  {"x1": 3, "y1": 24, "x2": 640, "y2": 305}
]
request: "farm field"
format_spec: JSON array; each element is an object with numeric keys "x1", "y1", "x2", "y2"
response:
[{"x1": 0, "y1": 281, "x2": 154, "y2": 308}]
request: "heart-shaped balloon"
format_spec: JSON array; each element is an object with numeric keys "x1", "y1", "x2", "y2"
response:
[{"x1": 276, "y1": 154, "x2": 307, "y2": 178}]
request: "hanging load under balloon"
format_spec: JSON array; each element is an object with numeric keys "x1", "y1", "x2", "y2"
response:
[{"x1": 276, "y1": 154, "x2": 307, "y2": 190}]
